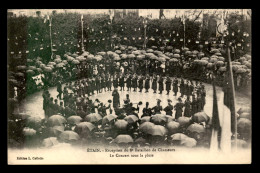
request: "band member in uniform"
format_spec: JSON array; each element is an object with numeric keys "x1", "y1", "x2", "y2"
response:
[
  {"x1": 172, "y1": 77, "x2": 178, "y2": 96},
  {"x1": 112, "y1": 88, "x2": 120, "y2": 109},
  {"x1": 119, "y1": 74, "x2": 125, "y2": 91},
  {"x1": 144, "y1": 75, "x2": 150, "y2": 93},
  {"x1": 107, "y1": 75, "x2": 112, "y2": 91},
  {"x1": 184, "y1": 97, "x2": 192, "y2": 117},
  {"x1": 113, "y1": 74, "x2": 118, "y2": 89},
  {"x1": 138, "y1": 75, "x2": 144, "y2": 92},
  {"x1": 180, "y1": 78, "x2": 185, "y2": 97},
  {"x1": 174, "y1": 97, "x2": 184, "y2": 119},
  {"x1": 141, "y1": 102, "x2": 152, "y2": 118},
  {"x1": 152, "y1": 99, "x2": 163, "y2": 115},
  {"x1": 165, "y1": 76, "x2": 172, "y2": 95},
  {"x1": 158, "y1": 75, "x2": 164, "y2": 94},
  {"x1": 126, "y1": 74, "x2": 132, "y2": 91},
  {"x1": 132, "y1": 74, "x2": 137, "y2": 91},
  {"x1": 164, "y1": 99, "x2": 173, "y2": 116},
  {"x1": 152, "y1": 74, "x2": 158, "y2": 93}
]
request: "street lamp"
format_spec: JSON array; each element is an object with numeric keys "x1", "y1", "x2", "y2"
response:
[{"x1": 143, "y1": 17, "x2": 148, "y2": 50}]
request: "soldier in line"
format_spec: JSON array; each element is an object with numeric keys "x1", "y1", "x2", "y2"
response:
[
  {"x1": 165, "y1": 76, "x2": 172, "y2": 95},
  {"x1": 152, "y1": 74, "x2": 158, "y2": 93},
  {"x1": 113, "y1": 74, "x2": 119, "y2": 89},
  {"x1": 172, "y1": 77, "x2": 178, "y2": 96},
  {"x1": 126, "y1": 74, "x2": 132, "y2": 91},
  {"x1": 141, "y1": 102, "x2": 152, "y2": 118},
  {"x1": 144, "y1": 75, "x2": 150, "y2": 93},
  {"x1": 152, "y1": 99, "x2": 163, "y2": 115},
  {"x1": 174, "y1": 97, "x2": 184, "y2": 119},
  {"x1": 164, "y1": 99, "x2": 174, "y2": 116},
  {"x1": 184, "y1": 97, "x2": 192, "y2": 117},
  {"x1": 138, "y1": 75, "x2": 144, "y2": 92},
  {"x1": 158, "y1": 75, "x2": 164, "y2": 94},
  {"x1": 119, "y1": 74, "x2": 125, "y2": 91},
  {"x1": 132, "y1": 74, "x2": 138, "y2": 92}
]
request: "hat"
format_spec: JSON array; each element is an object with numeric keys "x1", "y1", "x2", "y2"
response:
[
  {"x1": 167, "y1": 99, "x2": 172, "y2": 102},
  {"x1": 108, "y1": 99, "x2": 112, "y2": 103},
  {"x1": 178, "y1": 97, "x2": 182, "y2": 102}
]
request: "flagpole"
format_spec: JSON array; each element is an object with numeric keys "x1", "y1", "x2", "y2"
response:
[
  {"x1": 227, "y1": 44, "x2": 237, "y2": 150},
  {"x1": 49, "y1": 16, "x2": 53, "y2": 59}
]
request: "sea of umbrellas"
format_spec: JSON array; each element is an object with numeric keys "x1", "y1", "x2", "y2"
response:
[
  {"x1": 8, "y1": 102, "x2": 251, "y2": 149},
  {"x1": 8, "y1": 44, "x2": 251, "y2": 101}
]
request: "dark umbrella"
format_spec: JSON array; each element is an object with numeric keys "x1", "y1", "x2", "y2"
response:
[
  {"x1": 139, "y1": 122, "x2": 155, "y2": 134},
  {"x1": 151, "y1": 114, "x2": 167, "y2": 125},
  {"x1": 58, "y1": 131, "x2": 80, "y2": 142},
  {"x1": 186, "y1": 123, "x2": 206, "y2": 134},
  {"x1": 149, "y1": 125, "x2": 168, "y2": 136},
  {"x1": 166, "y1": 121, "x2": 180, "y2": 134},
  {"x1": 165, "y1": 115, "x2": 175, "y2": 122},
  {"x1": 67, "y1": 116, "x2": 82, "y2": 125},
  {"x1": 113, "y1": 134, "x2": 134, "y2": 144},
  {"x1": 193, "y1": 112, "x2": 210, "y2": 123},
  {"x1": 47, "y1": 115, "x2": 67, "y2": 127},
  {"x1": 180, "y1": 137, "x2": 197, "y2": 147},
  {"x1": 85, "y1": 113, "x2": 102, "y2": 123},
  {"x1": 46, "y1": 126, "x2": 65, "y2": 137},
  {"x1": 26, "y1": 116, "x2": 42, "y2": 129},
  {"x1": 170, "y1": 133, "x2": 189, "y2": 141},
  {"x1": 237, "y1": 118, "x2": 251, "y2": 133},
  {"x1": 74, "y1": 122, "x2": 96, "y2": 137},
  {"x1": 140, "y1": 116, "x2": 151, "y2": 124},
  {"x1": 42, "y1": 137, "x2": 59, "y2": 148},
  {"x1": 134, "y1": 137, "x2": 147, "y2": 144},
  {"x1": 114, "y1": 119, "x2": 128, "y2": 130},
  {"x1": 102, "y1": 114, "x2": 118, "y2": 125},
  {"x1": 124, "y1": 115, "x2": 139, "y2": 124},
  {"x1": 177, "y1": 117, "x2": 191, "y2": 127}
]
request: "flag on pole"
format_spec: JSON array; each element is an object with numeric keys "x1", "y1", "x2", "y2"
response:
[{"x1": 210, "y1": 76, "x2": 221, "y2": 151}]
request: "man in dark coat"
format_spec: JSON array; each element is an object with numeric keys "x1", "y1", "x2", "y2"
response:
[
  {"x1": 158, "y1": 76, "x2": 164, "y2": 94},
  {"x1": 191, "y1": 96, "x2": 198, "y2": 115},
  {"x1": 126, "y1": 74, "x2": 132, "y2": 91},
  {"x1": 141, "y1": 102, "x2": 152, "y2": 118},
  {"x1": 165, "y1": 76, "x2": 172, "y2": 95},
  {"x1": 184, "y1": 97, "x2": 192, "y2": 117},
  {"x1": 107, "y1": 75, "x2": 112, "y2": 91},
  {"x1": 172, "y1": 78, "x2": 178, "y2": 96},
  {"x1": 132, "y1": 74, "x2": 138, "y2": 92},
  {"x1": 138, "y1": 75, "x2": 144, "y2": 92},
  {"x1": 152, "y1": 99, "x2": 163, "y2": 115},
  {"x1": 57, "y1": 80, "x2": 62, "y2": 100},
  {"x1": 180, "y1": 78, "x2": 185, "y2": 97},
  {"x1": 188, "y1": 82, "x2": 194, "y2": 99},
  {"x1": 144, "y1": 75, "x2": 150, "y2": 93},
  {"x1": 174, "y1": 97, "x2": 184, "y2": 119},
  {"x1": 119, "y1": 75, "x2": 125, "y2": 91},
  {"x1": 164, "y1": 99, "x2": 173, "y2": 116},
  {"x1": 152, "y1": 75, "x2": 158, "y2": 93},
  {"x1": 113, "y1": 75, "x2": 118, "y2": 89},
  {"x1": 112, "y1": 88, "x2": 120, "y2": 109}
]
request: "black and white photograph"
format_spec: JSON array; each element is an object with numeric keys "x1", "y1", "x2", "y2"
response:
[{"x1": 7, "y1": 9, "x2": 251, "y2": 164}]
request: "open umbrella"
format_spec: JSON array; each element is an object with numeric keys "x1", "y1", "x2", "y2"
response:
[
  {"x1": 150, "y1": 125, "x2": 168, "y2": 136},
  {"x1": 239, "y1": 112, "x2": 251, "y2": 120},
  {"x1": 151, "y1": 114, "x2": 167, "y2": 125},
  {"x1": 169, "y1": 58, "x2": 178, "y2": 62},
  {"x1": 187, "y1": 123, "x2": 205, "y2": 134},
  {"x1": 72, "y1": 59, "x2": 80, "y2": 65},
  {"x1": 237, "y1": 118, "x2": 251, "y2": 133},
  {"x1": 85, "y1": 113, "x2": 102, "y2": 123},
  {"x1": 124, "y1": 115, "x2": 139, "y2": 124},
  {"x1": 180, "y1": 137, "x2": 197, "y2": 147},
  {"x1": 114, "y1": 56, "x2": 121, "y2": 61},
  {"x1": 102, "y1": 114, "x2": 118, "y2": 125},
  {"x1": 193, "y1": 112, "x2": 210, "y2": 123},
  {"x1": 173, "y1": 54, "x2": 180, "y2": 58},
  {"x1": 165, "y1": 115, "x2": 175, "y2": 122},
  {"x1": 135, "y1": 137, "x2": 147, "y2": 144},
  {"x1": 42, "y1": 137, "x2": 59, "y2": 148},
  {"x1": 67, "y1": 116, "x2": 82, "y2": 125},
  {"x1": 15, "y1": 72, "x2": 25, "y2": 77},
  {"x1": 139, "y1": 122, "x2": 155, "y2": 134},
  {"x1": 58, "y1": 131, "x2": 80, "y2": 142},
  {"x1": 46, "y1": 126, "x2": 65, "y2": 137},
  {"x1": 47, "y1": 115, "x2": 67, "y2": 127},
  {"x1": 237, "y1": 107, "x2": 251, "y2": 115},
  {"x1": 74, "y1": 122, "x2": 96, "y2": 137},
  {"x1": 140, "y1": 116, "x2": 151, "y2": 124},
  {"x1": 44, "y1": 66, "x2": 53, "y2": 72},
  {"x1": 23, "y1": 127, "x2": 36, "y2": 136},
  {"x1": 114, "y1": 119, "x2": 128, "y2": 130},
  {"x1": 166, "y1": 121, "x2": 180, "y2": 134},
  {"x1": 113, "y1": 134, "x2": 133, "y2": 144},
  {"x1": 170, "y1": 133, "x2": 188, "y2": 141},
  {"x1": 26, "y1": 70, "x2": 35, "y2": 75},
  {"x1": 177, "y1": 117, "x2": 191, "y2": 127},
  {"x1": 26, "y1": 116, "x2": 42, "y2": 129}
]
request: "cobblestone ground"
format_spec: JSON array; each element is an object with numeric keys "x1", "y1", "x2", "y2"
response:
[{"x1": 14, "y1": 79, "x2": 251, "y2": 120}]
